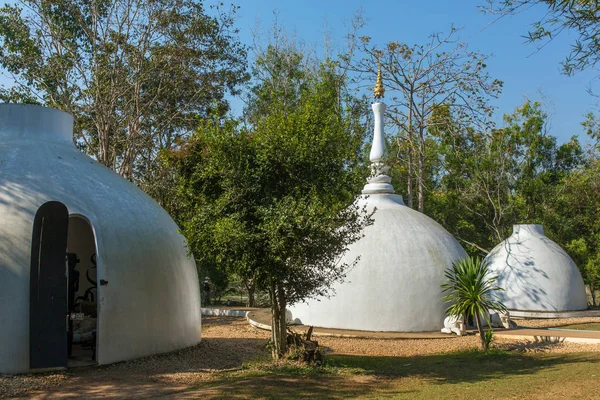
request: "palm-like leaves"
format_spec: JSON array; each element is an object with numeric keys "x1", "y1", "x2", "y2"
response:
[{"x1": 441, "y1": 256, "x2": 506, "y2": 350}]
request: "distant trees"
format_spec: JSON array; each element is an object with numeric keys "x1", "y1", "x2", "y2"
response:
[
  {"x1": 0, "y1": 0, "x2": 248, "y2": 188},
  {"x1": 428, "y1": 100, "x2": 584, "y2": 253},
  {"x1": 169, "y1": 41, "x2": 372, "y2": 359}
]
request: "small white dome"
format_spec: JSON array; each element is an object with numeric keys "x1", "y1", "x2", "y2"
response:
[
  {"x1": 288, "y1": 193, "x2": 467, "y2": 332},
  {"x1": 0, "y1": 105, "x2": 201, "y2": 373},
  {"x1": 485, "y1": 224, "x2": 587, "y2": 312}
]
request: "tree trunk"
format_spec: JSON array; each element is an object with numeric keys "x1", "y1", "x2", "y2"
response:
[
  {"x1": 590, "y1": 283, "x2": 597, "y2": 307},
  {"x1": 407, "y1": 142, "x2": 414, "y2": 209},
  {"x1": 269, "y1": 281, "x2": 287, "y2": 359},
  {"x1": 417, "y1": 125, "x2": 425, "y2": 213},
  {"x1": 245, "y1": 280, "x2": 255, "y2": 308},
  {"x1": 475, "y1": 312, "x2": 487, "y2": 351},
  {"x1": 406, "y1": 102, "x2": 414, "y2": 209}
]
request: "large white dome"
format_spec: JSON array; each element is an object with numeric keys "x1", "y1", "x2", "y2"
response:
[
  {"x1": 485, "y1": 224, "x2": 587, "y2": 312},
  {"x1": 288, "y1": 193, "x2": 467, "y2": 332},
  {"x1": 0, "y1": 105, "x2": 201, "y2": 374}
]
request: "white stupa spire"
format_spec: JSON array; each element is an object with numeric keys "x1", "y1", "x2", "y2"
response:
[{"x1": 362, "y1": 60, "x2": 394, "y2": 195}]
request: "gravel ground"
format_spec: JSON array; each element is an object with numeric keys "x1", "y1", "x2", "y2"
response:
[
  {"x1": 517, "y1": 316, "x2": 600, "y2": 329},
  {"x1": 2, "y1": 316, "x2": 600, "y2": 398}
]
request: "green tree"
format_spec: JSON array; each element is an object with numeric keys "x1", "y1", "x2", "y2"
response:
[
  {"x1": 548, "y1": 159, "x2": 600, "y2": 305},
  {"x1": 0, "y1": 0, "x2": 248, "y2": 187},
  {"x1": 428, "y1": 100, "x2": 582, "y2": 255},
  {"x1": 170, "y1": 46, "x2": 371, "y2": 359},
  {"x1": 442, "y1": 256, "x2": 506, "y2": 351}
]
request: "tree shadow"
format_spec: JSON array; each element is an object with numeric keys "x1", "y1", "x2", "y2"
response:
[
  {"x1": 166, "y1": 348, "x2": 600, "y2": 399},
  {"x1": 325, "y1": 349, "x2": 600, "y2": 384},
  {"x1": 11, "y1": 337, "x2": 269, "y2": 399},
  {"x1": 202, "y1": 316, "x2": 248, "y2": 328}
]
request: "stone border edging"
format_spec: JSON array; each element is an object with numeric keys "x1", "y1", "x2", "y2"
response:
[
  {"x1": 246, "y1": 311, "x2": 455, "y2": 339},
  {"x1": 246, "y1": 313, "x2": 272, "y2": 330},
  {"x1": 201, "y1": 308, "x2": 248, "y2": 317},
  {"x1": 509, "y1": 309, "x2": 600, "y2": 319}
]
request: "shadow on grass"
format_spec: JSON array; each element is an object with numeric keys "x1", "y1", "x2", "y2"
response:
[
  {"x1": 327, "y1": 349, "x2": 600, "y2": 384},
  {"x1": 184, "y1": 348, "x2": 600, "y2": 399}
]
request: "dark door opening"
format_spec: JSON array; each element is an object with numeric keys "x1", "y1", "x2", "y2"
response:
[
  {"x1": 30, "y1": 201, "x2": 69, "y2": 370},
  {"x1": 66, "y1": 216, "x2": 98, "y2": 366}
]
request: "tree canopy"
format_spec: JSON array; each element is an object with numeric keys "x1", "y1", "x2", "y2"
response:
[
  {"x1": 0, "y1": 0, "x2": 248, "y2": 185},
  {"x1": 169, "y1": 42, "x2": 372, "y2": 358}
]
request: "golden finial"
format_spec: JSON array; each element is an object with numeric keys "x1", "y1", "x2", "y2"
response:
[{"x1": 374, "y1": 56, "x2": 384, "y2": 100}]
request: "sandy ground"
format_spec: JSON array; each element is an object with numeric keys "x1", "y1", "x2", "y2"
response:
[
  {"x1": 517, "y1": 316, "x2": 600, "y2": 329},
  {"x1": 2, "y1": 316, "x2": 600, "y2": 399}
]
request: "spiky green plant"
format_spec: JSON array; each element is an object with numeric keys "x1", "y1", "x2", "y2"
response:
[{"x1": 441, "y1": 256, "x2": 506, "y2": 351}]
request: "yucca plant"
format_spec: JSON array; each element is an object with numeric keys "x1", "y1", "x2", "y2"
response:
[{"x1": 441, "y1": 256, "x2": 506, "y2": 351}]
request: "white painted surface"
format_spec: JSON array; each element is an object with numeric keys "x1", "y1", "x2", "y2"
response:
[
  {"x1": 0, "y1": 104, "x2": 201, "y2": 374},
  {"x1": 201, "y1": 308, "x2": 248, "y2": 317},
  {"x1": 369, "y1": 102, "x2": 386, "y2": 162},
  {"x1": 288, "y1": 194, "x2": 467, "y2": 332},
  {"x1": 485, "y1": 224, "x2": 587, "y2": 312}
]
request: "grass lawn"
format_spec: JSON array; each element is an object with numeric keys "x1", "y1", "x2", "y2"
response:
[
  {"x1": 184, "y1": 349, "x2": 600, "y2": 399},
  {"x1": 557, "y1": 323, "x2": 600, "y2": 331}
]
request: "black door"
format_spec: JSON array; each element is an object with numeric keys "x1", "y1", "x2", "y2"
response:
[{"x1": 30, "y1": 201, "x2": 69, "y2": 369}]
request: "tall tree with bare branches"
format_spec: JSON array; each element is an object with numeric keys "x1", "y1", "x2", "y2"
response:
[
  {"x1": 349, "y1": 27, "x2": 502, "y2": 212},
  {"x1": 0, "y1": 0, "x2": 248, "y2": 187}
]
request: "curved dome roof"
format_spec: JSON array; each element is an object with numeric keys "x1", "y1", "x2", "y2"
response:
[
  {"x1": 485, "y1": 224, "x2": 587, "y2": 312},
  {"x1": 288, "y1": 193, "x2": 467, "y2": 332},
  {"x1": 0, "y1": 105, "x2": 201, "y2": 373}
]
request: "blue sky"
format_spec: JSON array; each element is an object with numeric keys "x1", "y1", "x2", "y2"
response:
[{"x1": 232, "y1": 0, "x2": 598, "y2": 144}]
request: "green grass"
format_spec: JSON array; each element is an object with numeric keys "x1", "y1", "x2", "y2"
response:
[
  {"x1": 556, "y1": 322, "x2": 600, "y2": 331},
  {"x1": 186, "y1": 349, "x2": 600, "y2": 399}
]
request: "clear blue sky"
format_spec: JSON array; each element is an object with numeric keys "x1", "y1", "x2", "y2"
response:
[{"x1": 232, "y1": 0, "x2": 598, "y2": 144}]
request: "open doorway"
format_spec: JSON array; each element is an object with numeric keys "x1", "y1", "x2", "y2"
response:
[
  {"x1": 66, "y1": 216, "x2": 98, "y2": 367},
  {"x1": 29, "y1": 205, "x2": 99, "y2": 370}
]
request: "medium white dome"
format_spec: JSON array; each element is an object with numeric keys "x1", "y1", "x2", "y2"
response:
[
  {"x1": 0, "y1": 104, "x2": 201, "y2": 374},
  {"x1": 288, "y1": 193, "x2": 467, "y2": 332},
  {"x1": 485, "y1": 224, "x2": 587, "y2": 312}
]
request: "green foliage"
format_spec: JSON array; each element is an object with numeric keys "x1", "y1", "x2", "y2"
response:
[
  {"x1": 483, "y1": 329, "x2": 494, "y2": 350},
  {"x1": 442, "y1": 256, "x2": 506, "y2": 320},
  {"x1": 170, "y1": 43, "x2": 371, "y2": 359},
  {"x1": 426, "y1": 100, "x2": 583, "y2": 255},
  {"x1": 0, "y1": 0, "x2": 248, "y2": 186},
  {"x1": 442, "y1": 256, "x2": 506, "y2": 351},
  {"x1": 548, "y1": 158, "x2": 600, "y2": 305}
]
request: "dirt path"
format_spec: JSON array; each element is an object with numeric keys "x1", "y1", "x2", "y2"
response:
[
  {"x1": 3, "y1": 316, "x2": 600, "y2": 399},
  {"x1": 1, "y1": 317, "x2": 269, "y2": 399}
]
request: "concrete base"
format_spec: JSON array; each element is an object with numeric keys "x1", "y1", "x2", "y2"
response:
[
  {"x1": 247, "y1": 309, "x2": 455, "y2": 339},
  {"x1": 201, "y1": 307, "x2": 256, "y2": 317},
  {"x1": 509, "y1": 309, "x2": 600, "y2": 319}
]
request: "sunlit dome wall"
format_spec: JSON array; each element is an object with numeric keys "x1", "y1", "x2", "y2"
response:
[
  {"x1": 288, "y1": 73, "x2": 467, "y2": 332},
  {"x1": 0, "y1": 105, "x2": 201, "y2": 374},
  {"x1": 485, "y1": 224, "x2": 587, "y2": 312}
]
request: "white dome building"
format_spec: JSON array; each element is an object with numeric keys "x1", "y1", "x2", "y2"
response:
[
  {"x1": 0, "y1": 105, "x2": 201, "y2": 374},
  {"x1": 485, "y1": 224, "x2": 587, "y2": 313},
  {"x1": 288, "y1": 68, "x2": 467, "y2": 332}
]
